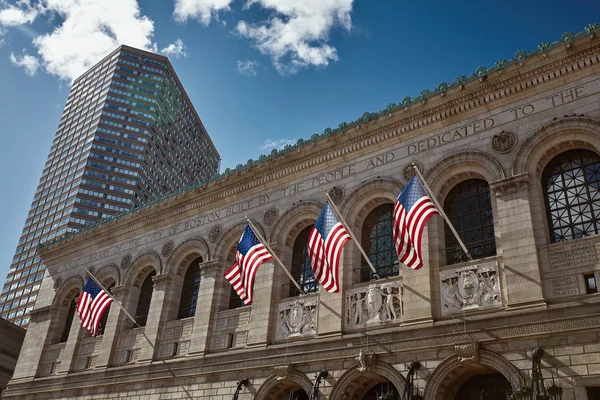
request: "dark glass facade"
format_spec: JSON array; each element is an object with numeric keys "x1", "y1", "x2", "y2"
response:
[{"x1": 0, "y1": 45, "x2": 220, "y2": 327}]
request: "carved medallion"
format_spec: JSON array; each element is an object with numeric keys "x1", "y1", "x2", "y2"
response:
[
  {"x1": 120, "y1": 254, "x2": 132, "y2": 270},
  {"x1": 492, "y1": 131, "x2": 517, "y2": 153},
  {"x1": 328, "y1": 186, "x2": 345, "y2": 205},
  {"x1": 208, "y1": 226, "x2": 222, "y2": 243},
  {"x1": 403, "y1": 162, "x2": 423, "y2": 182},
  {"x1": 263, "y1": 208, "x2": 279, "y2": 226},
  {"x1": 161, "y1": 241, "x2": 174, "y2": 257}
]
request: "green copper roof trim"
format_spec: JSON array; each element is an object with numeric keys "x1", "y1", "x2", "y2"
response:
[{"x1": 39, "y1": 22, "x2": 600, "y2": 250}]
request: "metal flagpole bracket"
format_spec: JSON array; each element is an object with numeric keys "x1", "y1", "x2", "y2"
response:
[{"x1": 232, "y1": 378, "x2": 249, "y2": 400}]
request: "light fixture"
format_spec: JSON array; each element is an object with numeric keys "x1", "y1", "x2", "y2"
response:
[
  {"x1": 402, "y1": 361, "x2": 423, "y2": 400},
  {"x1": 310, "y1": 370, "x2": 328, "y2": 400},
  {"x1": 232, "y1": 378, "x2": 249, "y2": 400},
  {"x1": 509, "y1": 348, "x2": 562, "y2": 400}
]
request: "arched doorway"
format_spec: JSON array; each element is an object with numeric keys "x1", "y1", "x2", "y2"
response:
[
  {"x1": 255, "y1": 370, "x2": 313, "y2": 400},
  {"x1": 454, "y1": 373, "x2": 511, "y2": 400},
  {"x1": 362, "y1": 381, "x2": 400, "y2": 399}
]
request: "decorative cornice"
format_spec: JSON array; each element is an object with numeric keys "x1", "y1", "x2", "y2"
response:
[
  {"x1": 28, "y1": 305, "x2": 57, "y2": 321},
  {"x1": 38, "y1": 33, "x2": 600, "y2": 262},
  {"x1": 198, "y1": 260, "x2": 222, "y2": 275}
]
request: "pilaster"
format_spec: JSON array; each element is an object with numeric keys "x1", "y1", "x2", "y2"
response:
[
  {"x1": 55, "y1": 296, "x2": 85, "y2": 374},
  {"x1": 246, "y1": 260, "x2": 276, "y2": 347},
  {"x1": 11, "y1": 305, "x2": 57, "y2": 380},
  {"x1": 188, "y1": 260, "x2": 221, "y2": 356},
  {"x1": 491, "y1": 174, "x2": 546, "y2": 310},
  {"x1": 95, "y1": 285, "x2": 130, "y2": 368},
  {"x1": 137, "y1": 274, "x2": 173, "y2": 362},
  {"x1": 402, "y1": 225, "x2": 434, "y2": 325}
]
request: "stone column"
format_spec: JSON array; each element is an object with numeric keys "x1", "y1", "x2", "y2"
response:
[
  {"x1": 137, "y1": 274, "x2": 173, "y2": 362},
  {"x1": 316, "y1": 254, "x2": 345, "y2": 338},
  {"x1": 11, "y1": 305, "x2": 57, "y2": 380},
  {"x1": 246, "y1": 260, "x2": 276, "y2": 347},
  {"x1": 491, "y1": 174, "x2": 546, "y2": 310},
  {"x1": 95, "y1": 285, "x2": 132, "y2": 368},
  {"x1": 55, "y1": 296, "x2": 86, "y2": 374},
  {"x1": 188, "y1": 260, "x2": 221, "y2": 356},
  {"x1": 402, "y1": 225, "x2": 434, "y2": 325}
]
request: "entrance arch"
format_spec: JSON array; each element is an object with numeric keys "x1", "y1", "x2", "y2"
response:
[
  {"x1": 330, "y1": 360, "x2": 406, "y2": 400},
  {"x1": 255, "y1": 370, "x2": 312, "y2": 400},
  {"x1": 423, "y1": 350, "x2": 523, "y2": 400}
]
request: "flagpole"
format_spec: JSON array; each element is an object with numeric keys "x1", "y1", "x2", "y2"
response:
[
  {"x1": 86, "y1": 270, "x2": 143, "y2": 329},
  {"x1": 245, "y1": 217, "x2": 305, "y2": 295},
  {"x1": 324, "y1": 191, "x2": 379, "y2": 276},
  {"x1": 411, "y1": 165, "x2": 473, "y2": 261}
]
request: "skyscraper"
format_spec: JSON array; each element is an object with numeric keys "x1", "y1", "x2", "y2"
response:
[{"x1": 0, "y1": 45, "x2": 220, "y2": 327}]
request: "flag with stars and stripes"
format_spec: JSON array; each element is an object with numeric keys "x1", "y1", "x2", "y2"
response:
[
  {"x1": 393, "y1": 175, "x2": 440, "y2": 270},
  {"x1": 77, "y1": 278, "x2": 113, "y2": 337},
  {"x1": 308, "y1": 202, "x2": 351, "y2": 293},
  {"x1": 225, "y1": 225, "x2": 273, "y2": 305}
]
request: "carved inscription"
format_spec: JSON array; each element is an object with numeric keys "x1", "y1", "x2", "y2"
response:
[
  {"x1": 547, "y1": 246, "x2": 575, "y2": 270},
  {"x1": 572, "y1": 242, "x2": 598, "y2": 266},
  {"x1": 552, "y1": 276, "x2": 581, "y2": 297},
  {"x1": 63, "y1": 80, "x2": 599, "y2": 268}
]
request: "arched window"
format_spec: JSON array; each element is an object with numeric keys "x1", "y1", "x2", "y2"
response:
[
  {"x1": 543, "y1": 149, "x2": 600, "y2": 243},
  {"x1": 135, "y1": 271, "x2": 156, "y2": 327},
  {"x1": 96, "y1": 283, "x2": 115, "y2": 336},
  {"x1": 361, "y1": 204, "x2": 397, "y2": 282},
  {"x1": 290, "y1": 226, "x2": 318, "y2": 297},
  {"x1": 444, "y1": 179, "x2": 496, "y2": 264},
  {"x1": 228, "y1": 285, "x2": 244, "y2": 309},
  {"x1": 178, "y1": 258, "x2": 202, "y2": 319},
  {"x1": 60, "y1": 297, "x2": 78, "y2": 343}
]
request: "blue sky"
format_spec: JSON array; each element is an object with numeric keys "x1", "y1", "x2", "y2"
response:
[{"x1": 0, "y1": 0, "x2": 599, "y2": 289}]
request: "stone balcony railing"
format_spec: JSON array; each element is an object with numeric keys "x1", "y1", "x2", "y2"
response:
[
  {"x1": 38, "y1": 343, "x2": 65, "y2": 376},
  {"x1": 539, "y1": 235, "x2": 600, "y2": 299},
  {"x1": 211, "y1": 307, "x2": 251, "y2": 350},
  {"x1": 157, "y1": 317, "x2": 194, "y2": 359},
  {"x1": 439, "y1": 258, "x2": 502, "y2": 316},
  {"x1": 74, "y1": 336, "x2": 103, "y2": 371},
  {"x1": 275, "y1": 295, "x2": 318, "y2": 341},
  {"x1": 113, "y1": 327, "x2": 145, "y2": 366},
  {"x1": 344, "y1": 278, "x2": 403, "y2": 331}
]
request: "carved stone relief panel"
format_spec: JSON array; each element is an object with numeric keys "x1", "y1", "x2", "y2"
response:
[
  {"x1": 211, "y1": 308, "x2": 251, "y2": 351},
  {"x1": 74, "y1": 336, "x2": 103, "y2": 371},
  {"x1": 39, "y1": 343, "x2": 65, "y2": 376},
  {"x1": 157, "y1": 318, "x2": 194, "y2": 359},
  {"x1": 114, "y1": 329, "x2": 144, "y2": 365},
  {"x1": 345, "y1": 281, "x2": 402, "y2": 329},
  {"x1": 276, "y1": 298, "x2": 317, "y2": 341},
  {"x1": 439, "y1": 261, "x2": 502, "y2": 316}
]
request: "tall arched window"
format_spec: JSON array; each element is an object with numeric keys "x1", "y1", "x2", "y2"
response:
[
  {"x1": 543, "y1": 149, "x2": 600, "y2": 243},
  {"x1": 178, "y1": 257, "x2": 202, "y2": 319},
  {"x1": 444, "y1": 179, "x2": 496, "y2": 264},
  {"x1": 228, "y1": 285, "x2": 244, "y2": 309},
  {"x1": 361, "y1": 204, "x2": 397, "y2": 282},
  {"x1": 96, "y1": 283, "x2": 115, "y2": 336},
  {"x1": 60, "y1": 297, "x2": 78, "y2": 343},
  {"x1": 135, "y1": 271, "x2": 155, "y2": 327},
  {"x1": 290, "y1": 226, "x2": 318, "y2": 297}
]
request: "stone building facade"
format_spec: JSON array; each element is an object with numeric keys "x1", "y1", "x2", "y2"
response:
[
  {"x1": 0, "y1": 319, "x2": 25, "y2": 396},
  {"x1": 4, "y1": 26, "x2": 600, "y2": 400}
]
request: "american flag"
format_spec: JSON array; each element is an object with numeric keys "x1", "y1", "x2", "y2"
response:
[
  {"x1": 393, "y1": 175, "x2": 440, "y2": 270},
  {"x1": 224, "y1": 225, "x2": 273, "y2": 305},
  {"x1": 77, "y1": 278, "x2": 113, "y2": 337},
  {"x1": 308, "y1": 202, "x2": 351, "y2": 293}
]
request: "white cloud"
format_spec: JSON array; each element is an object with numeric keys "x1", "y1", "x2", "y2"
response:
[
  {"x1": 0, "y1": 0, "x2": 156, "y2": 81},
  {"x1": 0, "y1": 4, "x2": 39, "y2": 26},
  {"x1": 161, "y1": 38, "x2": 187, "y2": 59},
  {"x1": 10, "y1": 50, "x2": 40, "y2": 75},
  {"x1": 173, "y1": 0, "x2": 233, "y2": 25},
  {"x1": 236, "y1": 59, "x2": 259, "y2": 76},
  {"x1": 236, "y1": 0, "x2": 353, "y2": 74},
  {"x1": 262, "y1": 138, "x2": 296, "y2": 151}
]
